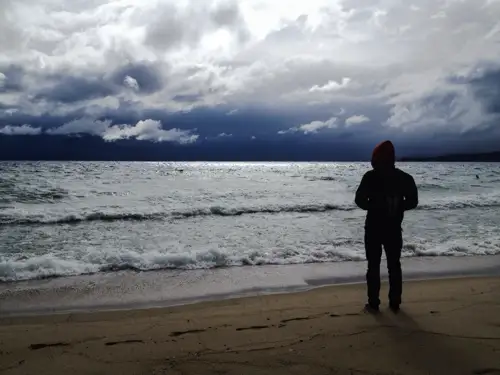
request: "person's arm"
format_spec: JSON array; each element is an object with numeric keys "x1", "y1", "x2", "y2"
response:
[
  {"x1": 355, "y1": 173, "x2": 371, "y2": 210},
  {"x1": 403, "y1": 175, "x2": 418, "y2": 211}
]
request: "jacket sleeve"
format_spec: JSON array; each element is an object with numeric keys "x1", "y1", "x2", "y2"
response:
[
  {"x1": 403, "y1": 175, "x2": 418, "y2": 211},
  {"x1": 355, "y1": 173, "x2": 371, "y2": 210}
]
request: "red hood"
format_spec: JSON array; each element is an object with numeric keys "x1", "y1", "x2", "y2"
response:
[{"x1": 371, "y1": 140, "x2": 395, "y2": 169}]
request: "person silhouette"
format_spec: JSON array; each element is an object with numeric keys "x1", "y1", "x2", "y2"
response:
[{"x1": 355, "y1": 140, "x2": 418, "y2": 312}]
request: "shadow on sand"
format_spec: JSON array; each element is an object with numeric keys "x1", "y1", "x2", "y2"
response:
[{"x1": 370, "y1": 308, "x2": 493, "y2": 375}]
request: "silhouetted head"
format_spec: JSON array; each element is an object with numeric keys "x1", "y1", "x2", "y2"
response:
[{"x1": 371, "y1": 140, "x2": 395, "y2": 170}]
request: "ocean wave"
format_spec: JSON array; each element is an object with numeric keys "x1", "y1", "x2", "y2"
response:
[
  {"x1": 0, "y1": 180, "x2": 68, "y2": 204},
  {"x1": 418, "y1": 195, "x2": 500, "y2": 210},
  {"x1": 0, "y1": 212, "x2": 167, "y2": 226},
  {"x1": 2, "y1": 193, "x2": 500, "y2": 226},
  {"x1": 0, "y1": 203, "x2": 354, "y2": 226},
  {"x1": 417, "y1": 182, "x2": 449, "y2": 190},
  {"x1": 308, "y1": 177, "x2": 336, "y2": 181},
  {"x1": 1, "y1": 239, "x2": 499, "y2": 282},
  {"x1": 170, "y1": 203, "x2": 354, "y2": 218},
  {"x1": 0, "y1": 247, "x2": 361, "y2": 282}
]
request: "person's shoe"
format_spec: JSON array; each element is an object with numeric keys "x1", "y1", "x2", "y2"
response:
[
  {"x1": 389, "y1": 302, "x2": 400, "y2": 313},
  {"x1": 364, "y1": 303, "x2": 380, "y2": 314}
]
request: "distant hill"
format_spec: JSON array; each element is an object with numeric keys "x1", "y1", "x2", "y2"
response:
[{"x1": 401, "y1": 151, "x2": 500, "y2": 162}]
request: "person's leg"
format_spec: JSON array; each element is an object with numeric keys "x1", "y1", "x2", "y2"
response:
[
  {"x1": 383, "y1": 229, "x2": 403, "y2": 309},
  {"x1": 365, "y1": 230, "x2": 383, "y2": 309}
]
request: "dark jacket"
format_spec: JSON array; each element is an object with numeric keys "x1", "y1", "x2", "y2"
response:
[{"x1": 355, "y1": 167, "x2": 418, "y2": 230}]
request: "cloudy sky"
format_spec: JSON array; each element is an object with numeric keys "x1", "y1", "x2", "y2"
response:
[{"x1": 1, "y1": 0, "x2": 500, "y2": 159}]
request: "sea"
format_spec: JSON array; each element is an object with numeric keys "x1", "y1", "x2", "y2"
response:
[{"x1": 1, "y1": 161, "x2": 500, "y2": 314}]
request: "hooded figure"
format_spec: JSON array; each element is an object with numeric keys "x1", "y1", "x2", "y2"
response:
[
  {"x1": 371, "y1": 140, "x2": 395, "y2": 170},
  {"x1": 355, "y1": 140, "x2": 418, "y2": 313}
]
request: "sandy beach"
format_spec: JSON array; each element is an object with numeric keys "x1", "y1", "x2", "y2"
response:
[{"x1": 1, "y1": 277, "x2": 499, "y2": 375}]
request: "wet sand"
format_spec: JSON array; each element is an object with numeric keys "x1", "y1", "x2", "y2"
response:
[
  {"x1": 1, "y1": 277, "x2": 500, "y2": 375},
  {"x1": 2, "y1": 255, "x2": 499, "y2": 317}
]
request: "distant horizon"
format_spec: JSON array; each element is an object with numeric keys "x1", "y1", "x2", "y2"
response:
[{"x1": 2, "y1": 150, "x2": 500, "y2": 163}]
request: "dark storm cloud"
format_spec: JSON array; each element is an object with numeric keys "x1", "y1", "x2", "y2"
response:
[
  {"x1": 172, "y1": 94, "x2": 203, "y2": 103},
  {"x1": 2, "y1": 101, "x2": 500, "y2": 160},
  {"x1": 33, "y1": 75, "x2": 117, "y2": 103},
  {"x1": 0, "y1": 65, "x2": 24, "y2": 93},
  {"x1": 0, "y1": 110, "x2": 87, "y2": 130},
  {"x1": 467, "y1": 67, "x2": 500, "y2": 114},
  {"x1": 0, "y1": 102, "x2": 16, "y2": 110},
  {"x1": 77, "y1": 104, "x2": 344, "y2": 140},
  {"x1": 31, "y1": 62, "x2": 165, "y2": 104},
  {"x1": 2, "y1": 0, "x2": 500, "y2": 160},
  {"x1": 110, "y1": 62, "x2": 165, "y2": 94}
]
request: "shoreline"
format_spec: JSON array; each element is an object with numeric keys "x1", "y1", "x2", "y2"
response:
[
  {"x1": 1, "y1": 254, "x2": 499, "y2": 317},
  {"x1": 1, "y1": 276, "x2": 499, "y2": 375},
  {"x1": 0, "y1": 274, "x2": 493, "y2": 320}
]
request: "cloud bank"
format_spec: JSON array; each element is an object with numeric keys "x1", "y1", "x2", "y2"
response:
[
  {"x1": 1, "y1": 0, "x2": 500, "y2": 158},
  {"x1": 45, "y1": 118, "x2": 198, "y2": 143},
  {"x1": 0, "y1": 125, "x2": 42, "y2": 135}
]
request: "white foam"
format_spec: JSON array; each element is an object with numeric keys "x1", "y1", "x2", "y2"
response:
[{"x1": 1, "y1": 239, "x2": 500, "y2": 282}]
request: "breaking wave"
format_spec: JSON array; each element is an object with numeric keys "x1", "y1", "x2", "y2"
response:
[
  {"x1": 1, "y1": 238, "x2": 499, "y2": 282},
  {"x1": 1, "y1": 193, "x2": 500, "y2": 226},
  {"x1": 0, "y1": 203, "x2": 354, "y2": 226}
]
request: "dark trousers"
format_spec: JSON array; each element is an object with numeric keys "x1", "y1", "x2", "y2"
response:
[{"x1": 364, "y1": 228, "x2": 403, "y2": 307}]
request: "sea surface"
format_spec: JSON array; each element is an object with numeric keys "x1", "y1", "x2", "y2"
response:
[{"x1": 1, "y1": 161, "x2": 500, "y2": 283}]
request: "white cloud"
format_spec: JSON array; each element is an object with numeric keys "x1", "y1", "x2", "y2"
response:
[
  {"x1": 47, "y1": 118, "x2": 198, "y2": 143},
  {"x1": 310, "y1": 78, "x2": 351, "y2": 92},
  {"x1": 103, "y1": 120, "x2": 198, "y2": 144},
  {"x1": 0, "y1": 72, "x2": 6, "y2": 88},
  {"x1": 47, "y1": 118, "x2": 111, "y2": 136},
  {"x1": 216, "y1": 132, "x2": 232, "y2": 138},
  {"x1": 279, "y1": 117, "x2": 337, "y2": 134},
  {"x1": 345, "y1": 114, "x2": 370, "y2": 126},
  {"x1": 123, "y1": 76, "x2": 139, "y2": 91},
  {"x1": 0, "y1": 124, "x2": 42, "y2": 135}
]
